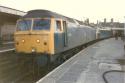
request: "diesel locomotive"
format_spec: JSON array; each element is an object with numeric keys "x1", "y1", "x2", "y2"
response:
[{"x1": 14, "y1": 10, "x2": 97, "y2": 63}]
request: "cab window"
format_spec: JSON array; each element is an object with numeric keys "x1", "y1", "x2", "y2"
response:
[
  {"x1": 33, "y1": 19, "x2": 50, "y2": 30},
  {"x1": 56, "y1": 21, "x2": 62, "y2": 31},
  {"x1": 17, "y1": 20, "x2": 32, "y2": 31}
]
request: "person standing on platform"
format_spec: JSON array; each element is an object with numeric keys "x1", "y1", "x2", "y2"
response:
[{"x1": 115, "y1": 31, "x2": 118, "y2": 40}]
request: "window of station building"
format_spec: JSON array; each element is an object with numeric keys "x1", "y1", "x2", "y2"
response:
[{"x1": 56, "y1": 21, "x2": 62, "y2": 31}]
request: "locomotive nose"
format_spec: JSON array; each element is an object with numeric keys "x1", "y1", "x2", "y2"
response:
[{"x1": 15, "y1": 34, "x2": 49, "y2": 54}]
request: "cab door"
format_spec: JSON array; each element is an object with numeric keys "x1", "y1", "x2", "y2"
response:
[
  {"x1": 54, "y1": 20, "x2": 68, "y2": 53},
  {"x1": 63, "y1": 21, "x2": 68, "y2": 47}
]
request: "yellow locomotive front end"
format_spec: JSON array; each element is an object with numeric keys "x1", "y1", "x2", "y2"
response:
[{"x1": 14, "y1": 18, "x2": 54, "y2": 54}]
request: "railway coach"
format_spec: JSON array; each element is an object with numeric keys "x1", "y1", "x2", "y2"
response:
[{"x1": 96, "y1": 28, "x2": 113, "y2": 39}]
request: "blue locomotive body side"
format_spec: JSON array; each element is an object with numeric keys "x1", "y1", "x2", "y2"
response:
[
  {"x1": 54, "y1": 32, "x2": 64, "y2": 53},
  {"x1": 54, "y1": 22, "x2": 96, "y2": 54}
]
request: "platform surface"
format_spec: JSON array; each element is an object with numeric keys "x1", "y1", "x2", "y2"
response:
[{"x1": 37, "y1": 38, "x2": 125, "y2": 83}]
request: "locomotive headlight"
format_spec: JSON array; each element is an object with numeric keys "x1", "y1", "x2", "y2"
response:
[
  {"x1": 32, "y1": 48, "x2": 36, "y2": 52},
  {"x1": 36, "y1": 39, "x2": 40, "y2": 43},
  {"x1": 31, "y1": 47, "x2": 36, "y2": 52},
  {"x1": 22, "y1": 39, "x2": 25, "y2": 43}
]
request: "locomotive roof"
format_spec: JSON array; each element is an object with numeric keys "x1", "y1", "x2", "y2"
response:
[
  {"x1": 23, "y1": 10, "x2": 91, "y2": 25},
  {"x1": 23, "y1": 10, "x2": 65, "y2": 19},
  {"x1": 23, "y1": 10, "x2": 77, "y2": 23}
]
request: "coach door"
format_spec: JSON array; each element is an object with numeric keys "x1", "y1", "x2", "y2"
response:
[{"x1": 63, "y1": 21, "x2": 68, "y2": 47}]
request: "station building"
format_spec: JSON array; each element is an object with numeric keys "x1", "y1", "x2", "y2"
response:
[{"x1": 0, "y1": 6, "x2": 26, "y2": 43}]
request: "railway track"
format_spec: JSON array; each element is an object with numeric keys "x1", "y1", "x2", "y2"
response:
[
  {"x1": 0, "y1": 52, "x2": 35, "y2": 82},
  {"x1": 0, "y1": 51, "x2": 60, "y2": 83}
]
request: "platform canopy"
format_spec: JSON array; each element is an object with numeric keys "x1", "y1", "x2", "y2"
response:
[
  {"x1": 0, "y1": 6, "x2": 26, "y2": 24},
  {"x1": 98, "y1": 27, "x2": 124, "y2": 31}
]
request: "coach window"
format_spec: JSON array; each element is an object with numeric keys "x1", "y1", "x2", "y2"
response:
[{"x1": 56, "y1": 20, "x2": 62, "y2": 31}]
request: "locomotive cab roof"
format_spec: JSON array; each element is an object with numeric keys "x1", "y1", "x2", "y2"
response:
[
  {"x1": 22, "y1": 9, "x2": 87, "y2": 25},
  {"x1": 23, "y1": 10, "x2": 78, "y2": 23},
  {"x1": 23, "y1": 9, "x2": 65, "y2": 19}
]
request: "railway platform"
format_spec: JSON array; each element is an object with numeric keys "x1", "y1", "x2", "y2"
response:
[
  {"x1": 0, "y1": 42, "x2": 14, "y2": 53},
  {"x1": 37, "y1": 38, "x2": 125, "y2": 83}
]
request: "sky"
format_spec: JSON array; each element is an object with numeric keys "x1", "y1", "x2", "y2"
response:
[{"x1": 0, "y1": 0, "x2": 125, "y2": 23}]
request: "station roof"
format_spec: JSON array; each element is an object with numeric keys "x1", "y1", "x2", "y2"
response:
[
  {"x1": 98, "y1": 27, "x2": 125, "y2": 31},
  {"x1": 0, "y1": 6, "x2": 26, "y2": 24},
  {"x1": 0, "y1": 6, "x2": 26, "y2": 16}
]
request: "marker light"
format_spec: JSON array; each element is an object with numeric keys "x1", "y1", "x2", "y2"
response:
[
  {"x1": 22, "y1": 40, "x2": 25, "y2": 43},
  {"x1": 36, "y1": 39, "x2": 40, "y2": 43}
]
